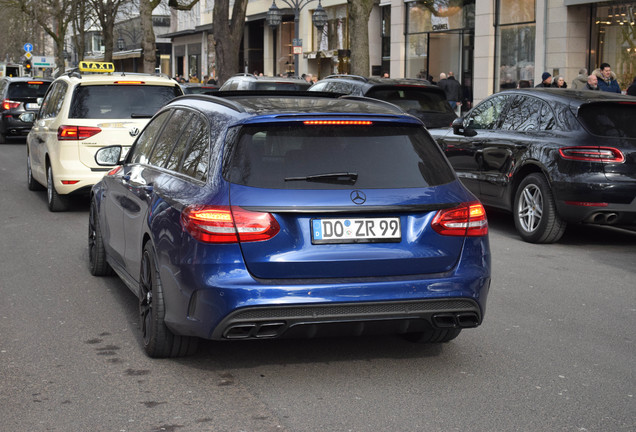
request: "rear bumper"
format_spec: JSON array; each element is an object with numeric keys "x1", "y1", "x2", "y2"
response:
[
  {"x1": 210, "y1": 297, "x2": 484, "y2": 340},
  {"x1": 161, "y1": 237, "x2": 491, "y2": 341}
]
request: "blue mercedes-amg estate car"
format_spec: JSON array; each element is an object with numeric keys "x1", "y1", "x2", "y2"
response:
[{"x1": 89, "y1": 92, "x2": 491, "y2": 357}]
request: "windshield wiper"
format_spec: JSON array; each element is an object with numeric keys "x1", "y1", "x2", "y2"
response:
[
  {"x1": 131, "y1": 113, "x2": 153, "y2": 118},
  {"x1": 284, "y1": 172, "x2": 358, "y2": 184}
]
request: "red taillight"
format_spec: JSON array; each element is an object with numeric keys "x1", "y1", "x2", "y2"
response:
[
  {"x1": 181, "y1": 205, "x2": 280, "y2": 244},
  {"x1": 27, "y1": 81, "x2": 44, "y2": 85},
  {"x1": 432, "y1": 201, "x2": 488, "y2": 237},
  {"x1": 559, "y1": 146, "x2": 625, "y2": 163},
  {"x1": 303, "y1": 120, "x2": 373, "y2": 126},
  {"x1": 107, "y1": 166, "x2": 123, "y2": 176},
  {"x1": 2, "y1": 99, "x2": 20, "y2": 110},
  {"x1": 114, "y1": 81, "x2": 145, "y2": 85},
  {"x1": 564, "y1": 201, "x2": 608, "y2": 207},
  {"x1": 58, "y1": 125, "x2": 102, "y2": 140}
]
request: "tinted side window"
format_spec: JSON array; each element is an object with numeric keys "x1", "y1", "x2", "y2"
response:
[
  {"x1": 178, "y1": 115, "x2": 209, "y2": 181},
  {"x1": 39, "y1": 82, "x2": 67, "y2": 119},
  {"x1": 148, "y1": 110, "x2": 193, "y2": 167},
  {"x1": 578, "y1": 103, "x2": 636, "y2": 138},
  {"x1": 500, "y1": 96, "x2": 541, "y2": 131},
  {"x1": 539, "y1": 102, "x2": 556, "y2": 131},
  {"x1": 165, "y1": 114, "x2": 196, "y2": 171},
  {"x1": 128, "y1": 111, "x2": 171, "y2": 165},
  {"x1": 467, "y1": 95, "x2": 510, "y2": 130}
]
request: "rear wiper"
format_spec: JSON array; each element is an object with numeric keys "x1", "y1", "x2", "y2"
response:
[
  {"x1": 131, "y1": 113, "x2": 153, "y2": 118},
  {"x1": 284, "y1": 172, "x2": 358, "y2": 184}
]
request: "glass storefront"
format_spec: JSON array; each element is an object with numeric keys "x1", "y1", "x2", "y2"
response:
[
  {"x1": 592, "y1": 2, "x2": 636, "y2": 90},
  {"x1": 495, "y1": 0, "x2": 535, "y2": 91}
]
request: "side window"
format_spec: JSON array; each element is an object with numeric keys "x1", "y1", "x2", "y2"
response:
[
  {"x1": 148, "y1": 109, "x2": 193, "y2": 167},
  {"x1": 500, "y1": 96, "x2": 541, "y2": 132},
  {"x1": 165, "y1": 114, "x2": 195, "y2": 171},
  {"x1": 128, "y1": 110, "x2": 172, "y2": 165},
  {"x1": 468, "y1": 95, "x2": 510, "y2": 130},
  {"x1": 539, "y1": 102, "x2": 556, "y2": 131},
  {"x1": 39, "y1": 82, "x2": 67, "y2": 119},
  {"x1": 178, "y1": 114, "x2": 209, "y2": 181}
]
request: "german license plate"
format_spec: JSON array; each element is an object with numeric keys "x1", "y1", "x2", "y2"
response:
[
  {"x1": 311, "y1": 217, "x2": 401, "y2": 244},
  {"x1": 25, "y1": 103, "x2": 39, "y2": 110}
]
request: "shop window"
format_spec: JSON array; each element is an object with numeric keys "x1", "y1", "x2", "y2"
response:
[{"x1": 495, "y1": 0, "x2": 535, "y2": 92}]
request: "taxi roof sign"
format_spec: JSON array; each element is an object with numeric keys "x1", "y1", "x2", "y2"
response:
[{"x1": 79, "y1": 61, "x2": 115, "y2": 73}]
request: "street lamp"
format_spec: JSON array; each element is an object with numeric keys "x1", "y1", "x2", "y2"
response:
[{"x1": 266, "y1": 0, "x2": 329, "y2": 76}]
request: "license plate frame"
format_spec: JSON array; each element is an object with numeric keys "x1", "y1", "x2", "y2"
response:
[{"x1": 311, "y1": 217, "x2": 401, "y2": 244}]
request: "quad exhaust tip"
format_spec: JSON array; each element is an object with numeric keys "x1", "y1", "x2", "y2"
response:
[{"x1": 432, "y1": 312, "x2": 480, "y2": 329}]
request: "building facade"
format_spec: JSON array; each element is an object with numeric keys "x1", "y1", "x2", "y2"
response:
[{"x1": 162, "y1": 0, "x2": 635, "y2": 104}]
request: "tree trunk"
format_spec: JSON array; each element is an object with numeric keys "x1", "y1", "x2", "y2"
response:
[
  {"x1": 212, "y1": 0, "x2": 248, "y2": 85},
  {"x1": 348, "y1": 0, "x2": 375, "y2": 77},
  {"x1": 140, "y1": 0, "x2": 160, "y2": 73}
]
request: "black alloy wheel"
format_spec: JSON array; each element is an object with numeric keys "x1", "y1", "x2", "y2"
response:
[
  {"x1": 139, "y1": 242, "x2": 198, "y2": 358},
  {"x1": 513, "y1": 173, "x2": 566, "y2": 243}
]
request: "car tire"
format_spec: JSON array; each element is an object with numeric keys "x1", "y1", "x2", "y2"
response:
[
  {"x1": 88, "y1": 199, "x2": 114, "y2": 276},
  {"x1": 27, "y1": 154, "x2": 44, "y2": 191},
  {"x1": 404, "y1": 327, "x2": 461, "y2": 343},
  {"x1": 139, "y1": 242, "x2": 198, "y2": 358},
  {"x1": 0, "y1": 132, "x2": 5, "y2": 144},
  {"x1": 46, "y1": 164, "x2": 69, "y2": 212},
  {"x1": 513, "y1": 173, "x2": 566, "y2": 244}
]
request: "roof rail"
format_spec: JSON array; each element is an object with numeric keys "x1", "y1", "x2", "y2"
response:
[
  {"x1": 324, "y1": 74, "x2": 368, "y2": 82},
  {"x1": 338, "y1": 95, "x2": 405, "y2": 114},
  {"x1": 59, "y1": 68, "x2": 82, "y2": 79},
  {"x1": 399, "y1": 77, "x2": 432, "y2": 85}
]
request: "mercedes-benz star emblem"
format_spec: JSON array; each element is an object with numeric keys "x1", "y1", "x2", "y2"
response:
[
  {"x1": 129, "y1": 127, "x2": 140, "y2": 137},
  {"x1": 350, "y1": 190, "x2": 366, "y2": 205}
]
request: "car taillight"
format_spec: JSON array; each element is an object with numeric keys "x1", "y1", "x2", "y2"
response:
[
  {"x1": 2, "y1": 99, "x2": 20, "y2": 110},
  {"x1": 181, "y1": 205, "x2": 280, "y2": 244},
  {"x1": 58, "y1": 125, "x2": 102, "y2": 140},
  {"x1": 432, "y1": 201, "x2": 488, "y2": 237},
  {"x1": 559, "y1": 146, "x2": 624, "y2": 163}
]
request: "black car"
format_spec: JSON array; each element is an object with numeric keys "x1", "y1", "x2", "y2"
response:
[
  {"x1": 309, "y1": 75, "x2": 457, "y2": 129},
  {"x1": 429, "y1": 88, "x2": 636, "y2": 243},
  {"x1": 0, "y1": 76, "x2": 52, "y2": 142},
  {"x1": 220, "y1": 73, "x2": 312, "y2": 91}
]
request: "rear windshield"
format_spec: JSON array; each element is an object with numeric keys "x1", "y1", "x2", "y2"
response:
[
  {"x1": 365, "y1": 87, "x2": 454, "y2": 114},
  {"x1": 224, "y1": 123, "x2": 455, "y2": 189},
  {"x1": 69, "y1": 84, "x2": 181, "y2": 119},
  {"x1": 7, "y1": 81, "x2": 51, "y2": 99},
  {"x1": 578, "y1": 102, "x2": 636, "y2": 138},
  {"x1": 253, "y1": 82, "x2": 310, "y2": 91}
]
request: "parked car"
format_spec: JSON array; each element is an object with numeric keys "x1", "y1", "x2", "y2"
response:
[
  {"x1": 0, "y1": 76, "x2": 52, "y2": 142},
  {"x1": 309, "y1": 75, "x2": 457, "y2": 128},
  {"x1": 219, "y1": 73, "x2": 312, "y2": 91},
  {"x1": 428, "y1": 88, "x2": 636, "y2": 243},
  {"x1": 89, "y1": 93, "x2": 491, "y2": 358},
  {"x1": 180, "y1": 82, "x2": 219, "y2": 94},
  {"x1": 25, "y1": 61, "x2": 183, "y2": 211}
]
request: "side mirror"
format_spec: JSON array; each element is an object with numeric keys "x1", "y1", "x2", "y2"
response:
[
  {"x1": 95, "y1": 145, "x2": 123, "y2": 166},
  {"x1": 452, "y1": 117, "x2": 478, "y2": 137},
  {"x1": 19, "y1": 112, "x2": 36, "y2": 123}
]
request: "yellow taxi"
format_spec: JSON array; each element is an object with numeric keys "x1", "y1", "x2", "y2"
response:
[{"x1": 26, "y1": 62, "x2": 183, "y2": 211}]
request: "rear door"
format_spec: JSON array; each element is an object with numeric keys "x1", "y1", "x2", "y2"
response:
[{"x1": 225, "y1": 120, "x2": 470, "y2": 279}]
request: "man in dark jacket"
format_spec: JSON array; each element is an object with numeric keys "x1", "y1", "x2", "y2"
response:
[
  {"x1": 535, "y1": 72, "x2": 552, "y2": 87},
  {"x1": 443, "y1": 72, "x2": 463, "y2": 110},
  {"x1": 585, "y1": 74, "x2": 599, "y2": 91},
  {"x1": 627, "y1": 77, "x2": 636, "y2": 96},
  {"x1": 594, "y1": 63, "x2": 621, "y2": 93}
]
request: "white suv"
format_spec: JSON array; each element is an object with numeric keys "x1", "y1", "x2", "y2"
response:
[{"x1": 26, "y1": 62, "x2": 183, "y2": 211}]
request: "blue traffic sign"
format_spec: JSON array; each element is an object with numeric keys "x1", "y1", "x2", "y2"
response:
[{"x1": 24, "y1": 43, "x2": 33, "y2": 52}]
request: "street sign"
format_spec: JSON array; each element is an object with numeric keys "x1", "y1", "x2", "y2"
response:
[
  {"x1": 24, "y1": 52, "x2": 33, "y2": 60},
  {"x1": 32, "y1": 57, "x2": 55, "y2": 68},
  {"x1": 24, "y1": 43, "x2": 33, "y2": 53}
]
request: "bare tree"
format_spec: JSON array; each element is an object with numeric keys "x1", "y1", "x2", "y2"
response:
[
  {"x1": 0, "y1": 4, "x2": 38, "y2": 63},
  {"x1": 347, "y1": 0, "x2": 376, "y2": 77},
  {"x1": 89, "y1": 0, "x2": 129, "y2": 62},
  {"x1": 0, "y1": 0, "x2": 76, "y2": 75},
  {"x1": 212, "y1": 0, "x2": 248, "y2": 84},
  {"x1": 70, "y1": 1, "x2": 95, "y2": 65}
]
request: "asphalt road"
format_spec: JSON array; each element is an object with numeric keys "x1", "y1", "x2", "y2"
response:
[{"x1": 1, "y1": 139, "x2": 634, "y2": 432}]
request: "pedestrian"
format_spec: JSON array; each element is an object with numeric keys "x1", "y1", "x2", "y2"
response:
[
  {"x1": 382, "y1": 72, "x2": 390, "y2": 78},
  {"x1": 551, "y1": 76, "x2": 567, "y2": 88},
  {"x1": 442, "y1": 72, "x2": 463, "y2": 111},
  {"x1": 585, "y1": 74, "x2": 599, "y2": 91},
  {"x1": 570, "y1": 68, "x2": 587, "y2": 90},
  {"x1": 517, "y1": 80, "x2": 531, "y2": 88},
  {"x1": 190, "y1": 74, "x2": 200, "y2": 83},
  {"x1": 593, "y1": 63, "x2": 621, "y2": 93},
  {"x1": 535, "y1": 72, "x2": 552, "y2": 88},
  {"x1": 627, "y1": 76, "x2": 636, "y2": 96}
]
